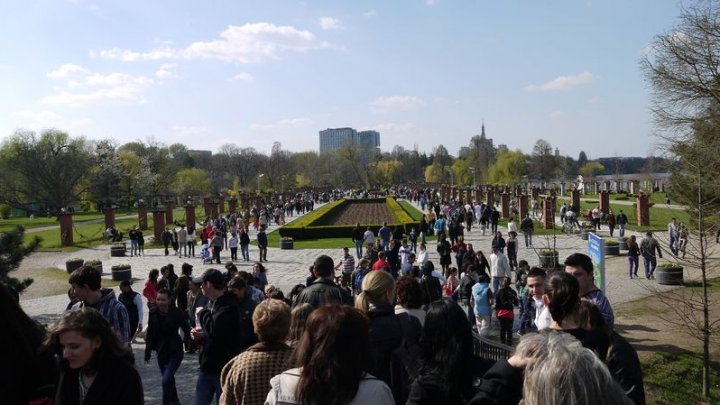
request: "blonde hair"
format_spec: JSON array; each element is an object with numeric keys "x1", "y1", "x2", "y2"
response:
[
  {"x1": 355, "y1": 270, "x2": 395, "y2": 314},
  {"x1": 252, "y1": 299, "x2": 291, "y2": 342}
]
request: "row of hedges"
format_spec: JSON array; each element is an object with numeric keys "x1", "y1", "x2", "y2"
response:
[{"x1": 278, "y1": 197, "x2": 420, "y2": 240}]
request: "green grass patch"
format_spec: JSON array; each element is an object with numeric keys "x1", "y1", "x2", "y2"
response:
[
  {"x1": 36, "y1": 267, "x2": 122, "y2": 297},
  {"x1": 556, "y1": 196, "x2": 690, "y2": 231},
  {"x1": 643, "y1": 351, "x2": 720, "y2": 404},
  {"x1": 0, "y1": 209, "x2": 140, "y2": 232}
]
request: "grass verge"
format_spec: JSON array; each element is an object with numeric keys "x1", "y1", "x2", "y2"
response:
[{"x1": 643, "y1": 351, "x2": 720, "y2": 404}]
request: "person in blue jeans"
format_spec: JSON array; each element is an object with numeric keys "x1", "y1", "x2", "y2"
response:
[
  {"x1": 145, "y1": 288, "x2": 191, "y2": 405},
  {"x1": 378, "y1": 222, "x2": 392, "y2": 250}
]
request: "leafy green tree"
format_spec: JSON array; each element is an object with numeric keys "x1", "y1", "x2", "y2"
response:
[
  {"x1": 487, "y1": 149, "x2": 527, "y2": 184},
  {"x1": 88, "y1": 140, "x2": 127, "y2": 207},
  {"x1": 579, "y1": 161, "x2": 605, "y2": 181},
  {"x1": 173, "y1": 168, "x2": 212, "y2": 197},
  {"x1": 0, "y1": 227, "x2": 40, "y2": 294},
  {"x1": 0, "y1": 129, "x2": 92, "y2": 212},
  {"x1": 529, "y1": 139, "x2": 560, "y2": 183}
]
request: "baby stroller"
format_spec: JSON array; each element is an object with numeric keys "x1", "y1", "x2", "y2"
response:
[{"x1": 199, "y1": 244, "x2": 212, "y2": 264}]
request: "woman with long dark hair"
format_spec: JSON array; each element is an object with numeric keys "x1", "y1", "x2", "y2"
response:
[
  {"x1": 408, "y1": 299, "x2": 484, "y2": 404},
  {"x1": 265, "y1": 305, "x2": 394, "y2": 404},
  {"x1": 45, "y1": 308, "x2": 143, "y2": 405},
  {"x1": 144, "y1": 288, "x2": 191, "y2": 405}
]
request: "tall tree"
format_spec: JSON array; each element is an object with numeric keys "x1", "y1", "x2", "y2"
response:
[
  {"x1": 529, "y1": 139, "x2": 559, "y2": 183},
  {"x1": 487, "y1": 149, "x2": 527, "y2": 185},
  {"x1": 0, "y1": 129, "x2": 92, "y2": 212},
  {"x1": 88, "y1": 140, "x2": 127, "y2": 207},
  {"x1": 0, "y1": 226, "x2": 40, "y2": 294},
  {"x1": 642, "y1": 3, "x2": 720, "y2": 398}
]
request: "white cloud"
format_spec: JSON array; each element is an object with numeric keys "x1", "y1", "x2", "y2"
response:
[
  {"x1": 426, "y1": 0, "x2": 436, "y2": 5},
  {"x1": 525, "y1": 71, "x2": 596, "y2": 92},
  {"x1": 363, "y1": 10, "x2": 376, "y2": 17},
  {"x1": 250, "y1": 117, "x2": 313, "y2": 130},
  {"x1": 370, "y1": 96, "x2": 425, "y2": 111},
  {"x1": 42, "y1": 68, "x2": 155, "y2": 106},
  {"x1": 13, "y1": 109, "x2": 93, "y2": 128},
  {"x1": 155, "y1": 63, "x2": 178, "y2": 79},
  {"x1": 46, "y1": 63, "x2": 89, "y2": 79},
  {"x1": 172, "y1": 125, "x2": 208, "y2": 136},
  {"x1": 94, "y1": 23, "x2": 328, "y2": 64},
  {"x1": 232, "y1": 72, "x2": 254, "y2": 82},
  {"x1": 319, "y1": 17, "x2": 343, "y2": 30}
]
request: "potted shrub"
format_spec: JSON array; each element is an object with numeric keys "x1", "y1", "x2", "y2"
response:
[
  {"x1": 85, "y1": 259, "x2": 103, "y2": 274},
  {"x1": 580, "y1": 224, "x2": 594, "y2": 240},
  {"x1": 280, "y1": 237, "x2": 294, "y2": 250},
  {"x1": 655, "y1": 263, "x2": 683, "y2": 285},
  {"x1": 538, "y1": 249, "x2": 559, "y2": 269},
  {"x1": 617, "y1": 237, "x2": 628, "y2": 250},
  {"x1": 603, "y1": 239, "x2": 620, "y2": 256},
  {"x1": 110, "y1": 242, "x2": 126, "y2": 257},
  {"x1": 111, "y1": 264, "x2": 132, "y2": 281},
  {"x1": 65, "y1": 258, "x2": 84, "y2": 274}
]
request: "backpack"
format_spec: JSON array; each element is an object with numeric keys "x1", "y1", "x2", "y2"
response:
[{"x1": 354, "y1": 269, "x2": 367, "y2": 292}]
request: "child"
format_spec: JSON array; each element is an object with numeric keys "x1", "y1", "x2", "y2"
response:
[
  {"x1": 506, "y1": 231, "x2": 519, "y2": 269},
  {"x1": 495, "y1": 277, "x2": 519, "y2": 345},
  {"x1": 228, "y1": 233, "x2": 239, "y2": 261}
]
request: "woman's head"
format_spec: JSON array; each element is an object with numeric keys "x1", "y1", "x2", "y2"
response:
[
  {"x1": 289, "y1": 305, "x2": 372, "y2": 404},
  {"x1": 288, "y1": 303, "x2": 314, "y2": 343},
  {"x1": 45, "y1": 308, "x2": 133, "y2": 371},
  {"x1": 253, "y1": 299, "x2": 291, "y2": 343},
  {"x1": 156, "y1": 288, "x2": 172, "y2": 311},
  {"x1": 544, "y1": 272, "x2": 581, "y2": 326},
  {"x1": 501, "y1": 277, "x2": 511, "y2": 289},
  {"x1": 254, "y1": 262, "x2": 266, "y2": 273},
  {"x1": 355, "y1": 269, "x2": 395, "y2": 314},
  {"x1": 396, "y1": 276, "x2": 423, "y2": 309}
]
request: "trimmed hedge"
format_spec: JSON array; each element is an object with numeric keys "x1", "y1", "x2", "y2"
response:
[{"x1": 279, "y1": 197, "x2": 420, "y2": 240}]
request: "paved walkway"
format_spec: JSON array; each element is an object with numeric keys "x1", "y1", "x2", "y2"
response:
[{"x1": 18, "y1": 200, "x2": 710, "y2": 405}]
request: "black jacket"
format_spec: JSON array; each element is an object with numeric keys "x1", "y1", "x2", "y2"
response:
[
  {"x1": 608, "y1": 332, "x2": 645, "y2": 405},
  {"x1": 458, "y1": 275, "x2": 476, "y2": 301},
  {"x1": 198, "y1": 292, "x2": 244, "y2": 373},
  {"x1": 145, "y1": 306, "x2": 191, "y2": 361},
  {"x1": 56, "y1": 357, "x2": 143, "y2": 405},
  {"x1": 234, "y1": 294, "x2": 259, "y2": 352},
  {"x1": 292, "y1": 278, "x2": 352, "y2": 309},
  {"x1": 352, "y1": 226, "x2": 364, "y2": 241},
  {"x1": 468, "y1": 359, "x2": 523, "y2": 405}
]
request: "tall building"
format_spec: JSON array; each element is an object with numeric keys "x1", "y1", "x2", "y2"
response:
[{"x1": 319, "y1": 128, "x2": 381, "y2": 154}]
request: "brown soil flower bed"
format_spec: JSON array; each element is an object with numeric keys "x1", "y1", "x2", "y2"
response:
[{"x1": 313, "y1": 201, "x2": 395, "y2": 226}]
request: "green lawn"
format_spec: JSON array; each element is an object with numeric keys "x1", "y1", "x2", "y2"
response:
[
  {"x1": 643, "y1": 351, "x2": 720, "y2": 404},
  {"x1": 555, "y1": 196, "x2": 689, "y2": 231},
  {"x1": 0, "y1": 209, "x2": 140, "y2": 232}
]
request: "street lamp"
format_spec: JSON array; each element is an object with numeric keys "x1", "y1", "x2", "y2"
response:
[
  {"x1": 445, "y1": 167, "x2": 454, "y2": 188},
  {"x1": 257, "y1": 173, "x2": 265, "y2": 195},
  {"x1": 469, "y1": 168, "x2": 476, "y2": 187}
]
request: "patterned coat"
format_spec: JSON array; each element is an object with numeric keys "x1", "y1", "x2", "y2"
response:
[{"x1": 220, "y1": 341, "x2": 292, "y2": 405}]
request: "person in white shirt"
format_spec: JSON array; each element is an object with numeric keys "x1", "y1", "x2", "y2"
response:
[
  {"x1": 489, "y1": 245, "x2": 511, "y2": 294},
  {"x1": 417, "y1": 243, "x2": 429, "y2": 266},
  {"x1": 228, "y1": 233, "x2": 239, "y2": 262},
  {"x1": 362, "y1": 226, "x2": 375, "y2": 247},
  {"x1": 507, "y1": 217, "x2": 518, "y2": 234}
]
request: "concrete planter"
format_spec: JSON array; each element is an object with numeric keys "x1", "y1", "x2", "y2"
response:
[
  {"x1": 656, "y1": 266, "x2": 683, "y2": 285},
  {"x1": 280, "y1": 239, "x2": 294, "y2": 250},
  {"x1": 111, "y1": 265, "x2": 131, "y2": 281},
  {"x1": 618, "y1": 238, "x2": 628, "y2": 250},
  {"x1": 539, "y1": 251, "x2": 558, "y2": 268},
  {"x1": 65, "y1": 259, "x2": 84, "y2": 274},
  {"x1": 603, "y1": 245, "x2": 620, "y2": 256}
]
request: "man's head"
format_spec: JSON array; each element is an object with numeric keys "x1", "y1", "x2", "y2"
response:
[
  {"x1": 193, "y1": 268, "x2": 225, "y2": 299},
  {"x1": 564, "y1": 253, "x2": 595, "y2": 295},
  {"x1": 343, "y1": 247, "x2": 349, "y2": 256},
  {"x1": 526, "y1": 267, "x2": 547, "y2": 299},
  {"x1": 227, "y1": 275, "x2": 247, "y2": 301},
  {"x1": 68, "y1": 265, "x2": 102, "y2": 301},
  {"x1": 313, "y1": 255, "x2": 335, "y2": 278}
]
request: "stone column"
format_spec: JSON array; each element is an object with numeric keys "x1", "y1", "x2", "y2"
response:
[
  {"x1": 218, "y1": 196, "x2": 225, "y2": 214},
  {"x1": 474, "y1": 188, "x2": 482, "y2": 203},
  {"x1": 152, "y1": 209, "x2": 166, "y2": 242},
  {"x1": 137, "y1": 201, "x2": 148, "y2": 230},
  {"x1": 560, "y1": 182, "x2": 566, "y2": 196},
  {"x1": 531, "y1": 187, "x2": 539, "y2": 200},
  {"x1": 599, "y1": 191, "x2": 610, "y2": 214},
  {"x1": 229, "y1": 197, "x2": 238, "y2": 214},
  {"x1": 203, "y1": 197, "x2": 212, "y2": 218},
  {"x1": 186, "y1": 204, "x2": 196, "y2": 229},
  {"x1": 487, "y1": 186, "x2": 495, "y2": 207},
  {"x1": 103, "y1": 208, "x2": 115, "y2": 230},
  {"x1": 518, "y1": 194, "x2": 528, "y2": 219},
  {"x1": 571, "y1": 188, "x2": 580, "y2": 210},
  {"x1": 165, "y1": 200, "x2": 174, "y2": 226},
  {"x1": 543, "y1": 196, "x2": 555, "y2": 229},
  {"x1": 501, "y1": 192, "x2": 510, "y2": 219},
  {"x1": 58, "y1": 212, "x2": 74, "y2": 247},
  {"x1": 636, "y1": 194, "x2": 650, "y2": 226},
  {"x1": 211, "y1": 201, "x2": 219, "y2": 219}
]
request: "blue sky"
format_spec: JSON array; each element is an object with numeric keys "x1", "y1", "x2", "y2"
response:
[{"x1": 0, "y1": 0, "x2": 684, "y2": 159}]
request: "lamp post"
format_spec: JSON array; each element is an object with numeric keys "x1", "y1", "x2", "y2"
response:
[
  {"x1": 445, "y1": 167, "x2": 454, "y2": 188},
  {"x1": 257, "y1": 173, "x2": 265, "y2": 195},
  {"x1": 469, "y1": 167, "x2": 476, "y2": 187}
]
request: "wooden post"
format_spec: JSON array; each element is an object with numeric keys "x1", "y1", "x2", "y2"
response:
[{"x1": 58, "y1": 212, "x2": 74, "y2": 247}]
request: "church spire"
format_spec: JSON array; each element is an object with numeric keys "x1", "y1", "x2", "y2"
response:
[{"x1": 480, "y1": 119, "x2": 486, "y2": 139}]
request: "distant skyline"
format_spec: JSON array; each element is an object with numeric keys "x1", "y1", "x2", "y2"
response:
[{"x1": 0, "y1": 1, "x2": 684, "y2": 158}]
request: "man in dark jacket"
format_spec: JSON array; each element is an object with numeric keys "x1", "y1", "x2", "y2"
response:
[
  {"x1": 352, "y1": 223, "x2": 364, "y2": 259},
  {"x1": 293, "y1": 255, "x2": 352, "y2": 309},
  {"x1": 191, "y1": 268, "x2": 243, "y2": 405}
]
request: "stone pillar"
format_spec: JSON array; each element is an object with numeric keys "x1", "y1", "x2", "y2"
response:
[
  {"x1": 487, "y1": 187, "x2": 495, "y2": 207},
  {"x1": 218, "y1": 196, "x2": 225, "y2": 214},
  {"x1": 543, "y1": 196, "x2": 555, "y2": 229},
  {"x1": 165, "y1": 200, "x2": 174, "y2": 226},
  {"x1": 636, "y1": 194, "x2": 650, "y2": 226},
  {"x1": 211, "y1": 201, "x2": 219, "y2": 218},
  {"x1": 599, "y1": 191, "x2": 610, "y2": 214},
  {"x1": 571, "y1": 188, "x2": 580, "y2": 210},
  {"x1": 203, "y1": 197, "x2": 212, "y2": 218},
  {"x1": 137, "y1": 201, "x2": 148, "y2": 230},
  {"x1": 229, "y1": 197, "x2": 238, "y2": 214},
  {"x1": 501, "y1": 192, "x2": 510, "y2": 219},
  {"x1": 152, "y1": 209, "x2": 166, "y2": 242},
  {"x1": 58, "y1": 212, "x2": 74, "y2": 247},
  {"x1": 103, "y1": 208, "x2": 115, "y2": 230},
  {"x1": 560, "y1": 182, "x2": 566, "y2": 196},
  {"x1": 474, "y1": 188, "x2": 482, "y2": 203},
  {"x1": 186, "y1": 204, "x2": 196, "y2": 229},
  {"x1": 518, "y1": 194, "x2": 528, "y2": 219},
  {"x1": 531, "y1": 187, "x2": 539, "y2": 200}
]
